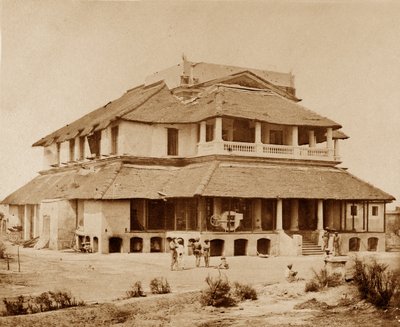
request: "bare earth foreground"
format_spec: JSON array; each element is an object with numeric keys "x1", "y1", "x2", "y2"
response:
[{"x1": 1, "y1": 241, "x2": 399, "y2": 326}]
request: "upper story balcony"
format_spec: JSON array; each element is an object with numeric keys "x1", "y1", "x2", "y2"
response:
[{"x1": 196, "y1": 117, "x2": 342, "y2": 162}]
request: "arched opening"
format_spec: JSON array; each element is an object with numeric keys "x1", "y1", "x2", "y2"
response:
[
  {"x1": 368, "y1": 237, "x2": 378, "y2": 251},
  {"x1": 92, "y1": 237, "x2": 99, "y2": 253},
  {"x1": 210, "y1": 239, "x2": 224, "y2": 256},
  {"x1": 130, "y1": 237, "x2": 143, "y2": 253},
  {"x1": 349, "y1": 237, "x2": 361, "y2": 252},
  {"x1": 257, "y1": 238, "x2": 271, "y2": 255},
  {"x1": 150, "y1": 237, "x2": 163, "y2": 252},
  {"x1": 109, "y1": 237, "x2": 122, "y2": 253},
  {"x1": 234, "y1": 239, "x2": 248, "y2": 256}
]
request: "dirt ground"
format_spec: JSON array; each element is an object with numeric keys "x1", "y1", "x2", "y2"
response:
[{"x1": 1, "y1": 241, "x2": 400, "y2": 326}]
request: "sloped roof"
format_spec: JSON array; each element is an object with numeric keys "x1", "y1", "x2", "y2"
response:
[
  {"x1": 201, "y1": 162, "x2": 394, "y2": 200},
  {"x1": 2, "y1": 160, "x2": 394, "y2": 204},
  {"x1": 121, "y1": 86, "x2": 341, "y2": 128},
  {"x1": 32, "y1": 82, "x2": 166, "y2": 147}
]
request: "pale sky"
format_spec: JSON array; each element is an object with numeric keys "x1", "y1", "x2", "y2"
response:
[{"x1": 1, "y1": 0, "x2": 399, "y2": 208}]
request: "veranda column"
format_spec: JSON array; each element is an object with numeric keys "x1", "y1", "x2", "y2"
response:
[
  {"x1": 290, "y1": 199, "x2": 299, "y2": 231},
  {"x1": 276, "y1": 198, "x2": 283, "y2": 231},
  {"x1": 255, "y1": 122, "x2": 262, "y2": 154},
  {"x1": 326, "y1": 128, "x2": 333, "y2": 159},
  {"x1": 309, "y1": 130, "x2": 316, "y2": 147},
  {"x1": 23, "y1": 205, "x2": 31, "y2": 240},
  {"x1": 215, "y1": 117, "x2": 223, "y2": 152},
  {"x1": 317, "y1": 200, "x2": 324, "y2": 230},
  {"x1": 334, "y1": 139, "x2": 340, "y2": 160},
  {"x1": 33, "y1": 205, "x2": 38, "y2": 238},
  {"x1": 199, "y1": 121, "x2": 206, "y2": 143},
  {"x1": 292, "y1": 126, "x2": 299, "y2": 158}
]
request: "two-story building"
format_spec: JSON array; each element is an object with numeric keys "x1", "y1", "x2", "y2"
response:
[{"x1": 2, "y1": 58, "x2": 394, "y2": 256}]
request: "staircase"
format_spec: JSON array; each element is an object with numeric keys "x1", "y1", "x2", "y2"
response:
[{"x1": 302, "y1": 238, "x2": 324, "y2": 256}]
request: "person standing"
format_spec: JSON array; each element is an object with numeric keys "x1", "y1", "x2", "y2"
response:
[
  {"x1": 202, "y1": 239, "x2": 210, "y2": 267},
  {"x1": 169, "y1": 237, "x2": 178, "y2": 271},
  {"x1": 333, "y1": 232, "x2": 341, "y2": 256},
  {"x1": 322, "y1": 228, "x2": 330, "y2": 253},
  {"x1": 192, "y1": 237, "x2": 202, "y2": 267},
  {"x1": 176, "y1": 238, "x2": 185, "y2": 270}
]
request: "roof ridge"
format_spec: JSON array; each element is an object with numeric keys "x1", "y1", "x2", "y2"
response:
[
  {"x1": 118, "y1": 82, "x2": 168, "y2": 119},
  {"x1": 98, "y1": 162, "x2": 124, "y2": 199},
  {"x1": 194, "y1": 161, "x2": 219, "y2": 195}
]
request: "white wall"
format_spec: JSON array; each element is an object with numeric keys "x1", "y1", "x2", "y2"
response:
[
  {"x1": 43, "y1": 143, "x2": 58, "y2": 168},
  {"x1": 119, "y1": 121, "x2": 198, "y2": 157}
]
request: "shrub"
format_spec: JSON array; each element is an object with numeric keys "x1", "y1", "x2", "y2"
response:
[
  {"x1": 305, "y1": 280, "x2": 320, "y2": 292},
  {"x1": 305, "y1": 268, "x2": 343, "y2": 292},
  {"x1": 126, "y1": 281, "x2": 146, "y2": 298},
  {"x1": 3, "y1": 291, "x2": 84, "y2": 316},
  {"x1": 200, "y1": 275, "x2": 236, "y2": 307},
  {"x1": 232, "y1": 282, "x2": 257, "y2": 301},
  {"x1": 3, "y1": 296, "x2": 27, "y2": 316},
  {"x1": 354, "y1": 258, "x2": 400, "y2": 308},
  {"x1": 150, "y1": 277, "x2": 171, "y2": 294}
]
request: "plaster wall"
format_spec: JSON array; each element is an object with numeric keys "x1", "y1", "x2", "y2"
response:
[
  {"x1": 119, "y1": 121, "x2": 197, "y2": 157},
  {"x1": 43, "y1": 143, "x2": 58, "y2": 168},
  {"x1": 41, "y1": 199, "x2": 76, "y2": 250}
]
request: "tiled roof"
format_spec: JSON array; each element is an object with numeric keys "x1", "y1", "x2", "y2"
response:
[
  {"x1": 121, "y1": 86, "x2": 341, "y2": 128},
  {"x1": 201, "y1": 162, "x2": 394, "y2": 200},
  {"x1": 32, "y1": 82, "x2": 166, "y2": 147},
  {"x1": 2, "y1": 160, "x2": 394, "y2": 204}
]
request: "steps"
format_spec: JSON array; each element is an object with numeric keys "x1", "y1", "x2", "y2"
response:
[{"x1": 302, "y1": 239, "x2": 324, "y2": 256}]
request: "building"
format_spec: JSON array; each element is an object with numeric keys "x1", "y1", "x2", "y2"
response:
[
  {"x1": 1, "y1": 58, "x2": 395, "y2": 256},
  {"x1": 386, "y1": 207, "x2": 400, "y2": 251}
]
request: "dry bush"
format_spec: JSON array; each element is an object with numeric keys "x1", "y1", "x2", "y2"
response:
[
  {"x1": 200, "y1": 275, "x2": 236, "y2": 307},
  {"x1": 354, "y1": 258, "x2": 400, "y2": 308},
  {"x1": 150, "y1": 277, "x2": 171, "y2": 294},
  {"x1": 126, "y1": 281, "x2": 146, "y2": 298},
  {"x1": 2, "y1": 291, "x2": 84, "y2": 316},
  {"x1": 0, "y1": 240, "x2": 6, "y2": 259},
  {"x1": 305, "y1": 268, "x2": 343, "y2": 292},
  {"x1": 232, "y1": 282, "x2": 257, "y2": 301}
]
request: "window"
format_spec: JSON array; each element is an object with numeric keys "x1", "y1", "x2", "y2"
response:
[
  {"x1": 167, "y1": 128, "x2": 178, "y2": 156},
  {"x1": 69, "y1": 139, "x2": 75, "y2": 162},
  {"x1": 351, "y1": 205, "x2": 358, "y2": 216},
  {"x1": 111, "y1": 126, "x2": 119, "y2": 155},
  {"x1": 372, "y1": 206, "x2": 379, "y2": 216},
  {"x1": 270, "y1": 130, "x2": 283, "y2": 145},
  {"x1": 79, "y1": 136, "x2": 85, "y2": 160},
  {"x1": 87, "y1": 130, "x2": 101, "y2": 157}
]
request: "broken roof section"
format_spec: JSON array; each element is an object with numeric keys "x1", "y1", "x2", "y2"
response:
[{"x1": 2, "y1": 160, "x2": 394, "y2": 205}]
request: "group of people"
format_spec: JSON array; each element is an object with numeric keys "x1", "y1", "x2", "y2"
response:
[
  {"x1": 322, "y1": 228, "x2": 341, "y2": 256},
  {"x1": 169, "y1": 237, "x2": 229, "y2": 271}
]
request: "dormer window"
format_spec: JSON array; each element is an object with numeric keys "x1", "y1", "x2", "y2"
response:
[
  {"x1": 87, "y1": 130, "x2": 101, "y2": 157},
  {"x1": 69, "y1": 139, "x2": 75, "y2": 162},
  {"x1": 111, "y1": 126, "x2": 119, "y2": 155},
  {"x1": 79, "y1": 136, "x2": 85, "y2": 160},
  {"x1": 167, "y1": 128, "x2": 178, "y2": 156}
]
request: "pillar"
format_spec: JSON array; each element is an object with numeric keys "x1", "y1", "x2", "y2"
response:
[
  {"x1": 215, "y1": 117, "x2": 223, "y2": 142},
  {"x1": 334, "y1": 139, "x2": 340, "y2": 159},
  {"x1": 199, "y1": 121, "x2": 206, "y2": 143},
  {"x1": 317, "y1": 200, "x2": 324, "y2": 230},
  {"x1": 255, "y1": 122, "x2": 263, "y2": 153},
  {"x1": 290, "y1": 199, "x2": 299, "y2": 231},
  {"x1": 309, "y1": 130, "x2": 316, "y2": 147},
  {"x1": 253, "y1": 199, "x2": 262, "y2": 231},
  {"x1": 326, "y1": 128, "x2": 333, "y2": 150},
  {"x1": 292, "y1": 126, "x2": 299, "y2": 158},
  {"x1": 23, "y1": 205, "x2": 31, "y2": 240},
  {"x1": 33, "y1": 205, "x2": 38, "y2": 238},
  {"x1": 276, "y1": 199, "x2": 283, "y2": 231},
  {"x1": 291, "y1": 126, "x2": 298, "y2": 146}
]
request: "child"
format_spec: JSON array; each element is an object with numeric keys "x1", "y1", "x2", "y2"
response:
[
  {"x1": 285, "y1": 263, "x2": 298, "y2": 282},
  {"x1": 217, "y1": 256, "x2": 229, "y2": 269}
]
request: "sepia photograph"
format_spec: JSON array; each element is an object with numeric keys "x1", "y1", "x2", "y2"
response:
[{"x1": 0, "y1": 1, "x2": 400, "y2": 326}]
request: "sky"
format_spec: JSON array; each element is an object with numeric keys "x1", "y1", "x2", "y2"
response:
[{"x1": 1, "y1": 0, "x2": 399, "y2": 208}]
